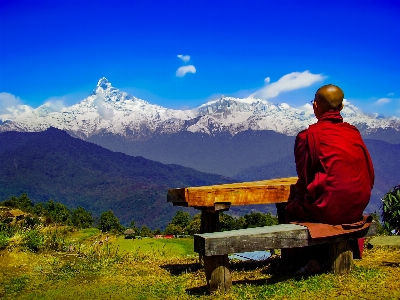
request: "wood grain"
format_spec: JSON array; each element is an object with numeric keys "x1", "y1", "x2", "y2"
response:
[
  {"x1": 194, "y1": 222, "x2": 377, "y2": 256},
  {"x1": 168, "y1": 177, "x2": 298, "y2": 207}
]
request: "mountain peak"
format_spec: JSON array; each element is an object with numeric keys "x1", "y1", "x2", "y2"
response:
[{"x1": 96, "y1": 77, "x2": 111, "y2": 90}]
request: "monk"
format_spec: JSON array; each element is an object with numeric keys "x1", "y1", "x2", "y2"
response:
[
  {"x1": 286, "y1": 84, "x2": 374, "y2": 225},
  {"x1": 285, "y1": 84, "x2": 375, "y2": 274}
]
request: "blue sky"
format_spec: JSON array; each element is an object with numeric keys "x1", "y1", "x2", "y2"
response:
[{"x1": 1, "y1": 0, "x2": 400, "y2": 117}]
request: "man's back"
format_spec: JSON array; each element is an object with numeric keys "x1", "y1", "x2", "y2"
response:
[{"x1": 295, "y1": 111, "x2": 374, "y2": 224}]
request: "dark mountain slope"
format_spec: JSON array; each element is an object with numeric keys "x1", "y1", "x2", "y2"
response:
[
  {"x1": 87, "y1": 130, "x2": 296, "y2": 177},
  {"x1": 0, "y1": 128, "x2": 234, "y2": 229}
]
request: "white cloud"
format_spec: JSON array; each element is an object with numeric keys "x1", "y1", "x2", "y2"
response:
[
  {"x1": 0, "y1": 92, "x2": 22, "y2": 114},
  {"x1": 375, "y1": 98, "x2": 391, "y2": 105},
  {"x1": 252, "y1": 71, "x2": 325, "y2": 100},
  {"x1": 41, "y1": 97, "x2": 66, "y2": 112},
  {"x1": 387, "y1": 92, "x2": 394, "y2": 97},
  {"x1": 177, "y1": 54, "x2": 190, "y2": 63},
  {"x1": 94, "y1": 97, "x2": 114, "y2": 119},
  {"x1": 176, "y1": 65, "x2": 196, "y2": 77}
]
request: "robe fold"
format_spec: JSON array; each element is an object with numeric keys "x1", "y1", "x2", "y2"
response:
[{"x1": 285, "y1": 111, "x2": 374, "y2": 225}]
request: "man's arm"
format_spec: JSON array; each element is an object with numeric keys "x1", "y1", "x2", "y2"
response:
[{"x1": 294, "y1": 130, "x2": 308, "y2": 200}]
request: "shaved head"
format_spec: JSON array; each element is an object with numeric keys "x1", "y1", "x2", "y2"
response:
[{"x1": 315, "y1": 84, "x2": 344, "y2": 111}]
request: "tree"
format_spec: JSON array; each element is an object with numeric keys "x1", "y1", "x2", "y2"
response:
[
  {"x1": 167, "y1": 211, "x2": 191, "y2": 235},
  {"x1": 140, "y1": 225, "x2": 153, "y2": 237},
  {"x1": 18, "y1": 193, "x2": 34, "y2": 211},
  {"x1": 33, "y1": 203, "x2": 46, "y2": 217},
  {"x1": 381, "y1": 185, "x2": 400, "y2": 235},
  {"x1": 99, "y1": 210, "x2": 123, "y2": 233},
  {"x1": 48, "y1": 202, "x2": 71, "y2": 225},
  {"x1": 164, "y1": 223, "x2": 183, "y2": 235},
  {"x1": 153, "y1": 228, "x2": 162, "y2": 235},
  {"x1": 187, "y1": 213, "x2": 201, "y2": 235},
  {"x1": 219, "y1": 213, "x2": 241, "y2": 232},
  {"x1": 71, "y1": 207, "x2": 93, "y2": 229},
  {"x1": 171, "y1": 211, "x2": 191, "y2": 228},
  {"x1": 243, "y1": 212, "x2": 278, "y2": 228},
  {"x1": 2, "y1": 194, "x2": 33, "y2": 211}
]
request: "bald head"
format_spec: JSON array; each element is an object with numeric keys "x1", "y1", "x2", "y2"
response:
[{"x1": 315, "y1": 84, "x2": 344, "y2": 111}]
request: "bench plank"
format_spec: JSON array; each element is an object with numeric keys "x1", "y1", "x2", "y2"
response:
[
  {"x1": 168, "y1": 177, "x2": 298, "y2": 207},
  {"x1": 195, "y1": 224, "x2": 309, "y2": 256},
  {"x1": 194, "y1": 222, "x2": 377, "y2": 256}
]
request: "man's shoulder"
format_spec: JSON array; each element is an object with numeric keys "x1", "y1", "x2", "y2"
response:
[
  {"x1": 342, "y1": 121, "x2": 360, "y2": 131},
  {"x1": 295, "y1": 128, "x2": 309, "y2": 144}
]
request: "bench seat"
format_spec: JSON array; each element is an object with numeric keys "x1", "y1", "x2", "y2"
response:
[
  {"x1": 194, "y1": 222, "x2": 376, "y2": 256},
  {"x1": 194, "y1": 222, "x2": 376, "y2": 292}
]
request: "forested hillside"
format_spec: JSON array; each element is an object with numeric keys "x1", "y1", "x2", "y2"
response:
[{"x1": 0, "y1": 128, "x2": 234, "y2": 229}]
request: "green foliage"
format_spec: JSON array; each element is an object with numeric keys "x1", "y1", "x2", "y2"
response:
[
  {"x1": 219, "y1": 212, "x2": 242, "y2": 231},
  {"x1": 171, "y1": 211, "x2": 191, "y2": 228},
  {"x1": 153, "y1": 228, "x2": 162, "y2": 235},
  {"x1": 33, "y1": 202, "x2": 46, "y2": 216},
  {"x1": 23, "y1": 215, "x2": 42, "y2": 229},
  {"x1": 140, "y1": 225, "x2": 154, "y2": 237},
  {"x1": 164, "y1": 223, "x2": 183, "y2": 235},
  {"x1": 71, "y1": 206, "x2": 93, "y2": 229},
  {"x1": 51, "y1": 201, "x2": 71, "y2": 225},
  {"x1": 218, "y1": 212, "x2": 278, "y2": 232},
  {"x1": 243, "y1": 212, "x2": 278, "y2": 228},
  {"x1": 23, "y1": 229, "x2": 44, "y2": 252},
  {"x1": 0, "y1": 219, "x2": 16, "y2": 237},
  {"x1": 165, "y1": 211, "x2": 192, "y2": 235},
  {"x1": 186, "y1": 213, "x2": 201, "y2": 235},
  {"x1": 0, "y1": 232, "x2": 10, "y2": 250},
  {"x1": 1, "y1": 193, "x2": 33, "y2": 211},
  {"x1": 3, "y1": 275, "x2": 30, "y2": 294},
  {"x1": 381, "y1": 185, "x2": 400, "y2": 235},
  {"x1": 44, "y1": 229, "x2": 70, "y2": 251},
  {"x1": 99, "y1": 210, "x2": 123, "y2": 233}
]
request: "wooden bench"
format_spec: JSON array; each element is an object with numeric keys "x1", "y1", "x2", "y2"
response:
[
  {"x1": 194, "y1": 222, "x2": 376, "y2": 292},
  {"x1": 168, "y1": 177, "x2": 376, "y2": 292}
]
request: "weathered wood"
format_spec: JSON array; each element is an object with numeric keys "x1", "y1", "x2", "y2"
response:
[
  {"x1": 204, "y1": 255, "x2": 232, "y2": 292},
  {"x1": 276, "y1": 202, "x2": 289, "y2": 224},
  {"x1": 199, "y1": 211, "x2": 220, "y2": 267},
  {"x1": 327, "y1": 241, "x2": 353, "y2": 274},
  {"x1": 308, "y1": 222, "x2": 377, "y2": 246},
  {"x1": 168, "y1": 177, "x2": 298, "y2": 207},
  {"x1": 199, "y1": 202, "x2": 231, "y2": 213},
  {"x1": 195, "y1": 224, "x2": 310, "y2": 256},
  {"x1": 200, "y1": 211, "x2": 219, "y2": 233},
  {"x1": 194, "y1": 222, "x2": 377, "y2": 256}
]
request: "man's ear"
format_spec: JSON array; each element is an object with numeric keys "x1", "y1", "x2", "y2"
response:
[{"x1": 339, "y1": 103, "x2": 344, "y2": 111}]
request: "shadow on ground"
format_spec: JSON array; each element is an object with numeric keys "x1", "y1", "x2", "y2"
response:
[{"x1": 184, "y1": 256, "x2": 315, "y2": 296}]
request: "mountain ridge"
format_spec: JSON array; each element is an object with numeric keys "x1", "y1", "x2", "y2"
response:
[{"x1": 1, "y1": 77, "x2": 399, "y2": 142}]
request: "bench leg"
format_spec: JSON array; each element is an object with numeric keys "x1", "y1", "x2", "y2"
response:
[
  {"x1": 204, "y1": 254, "x2": 232, "y2": 292},
  {"x1": 199, "y1": 211, "x2": 220, "y2": 267},
  {"x1": 327, "y1": 241, "x2": 353, "y2": 274}
]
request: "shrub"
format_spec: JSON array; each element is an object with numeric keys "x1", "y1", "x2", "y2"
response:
[
  {"x1": 381, "y1": 185, "x2": 400, "y2": 235},
  {"x1": 23, "y1": 229, "x2": 44, "y2": 252},
  {"x1": 44, "y1": 229, "x2": 68, "y2": 251},
  {"x1": 0, "y1": 232, "x2": 9, "y2": 250}
]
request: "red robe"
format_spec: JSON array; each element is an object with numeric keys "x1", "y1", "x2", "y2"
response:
[{"x1": 285, "y1": 111, "x2": 374, "y2": 225}]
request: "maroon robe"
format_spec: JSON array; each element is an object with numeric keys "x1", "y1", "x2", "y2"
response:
[{"x1": 285, "y1": 111, "x2": 374, "y2": 225}]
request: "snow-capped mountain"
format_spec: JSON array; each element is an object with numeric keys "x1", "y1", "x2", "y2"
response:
[{"x1": 1, "y1": 77, "x2": 399, "y2": 140}]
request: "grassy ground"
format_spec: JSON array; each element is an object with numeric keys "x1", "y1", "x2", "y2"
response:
[
  {"x1": 114, "y1": 237, "x2": 194, "y2": 257},
  {"x1": 0, "y1": 233, "x2": 399, "y2": 300}
]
